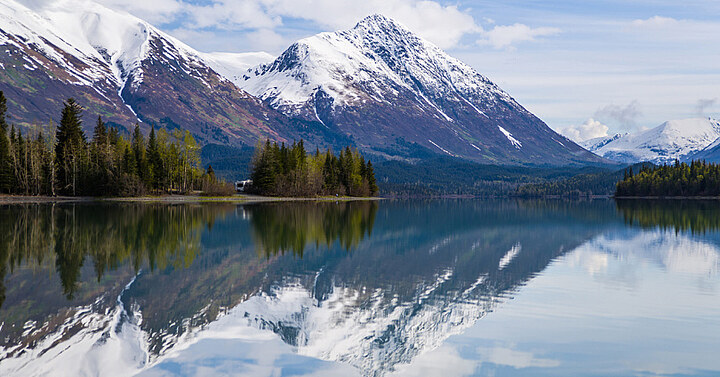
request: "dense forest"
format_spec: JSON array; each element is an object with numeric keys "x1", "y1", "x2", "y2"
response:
[
  {"x1": 250, "y1": 140, "x2": 378, "y2": 197},
  {"x1": 515, "y1": 163, "x2": 654, "y2": 198},
  {"x1": 615, "y1": 160, "x2": 720, "y2": 197},
  {"x1": 0, "y1": 92, "x2": 220, "y2": 196}
]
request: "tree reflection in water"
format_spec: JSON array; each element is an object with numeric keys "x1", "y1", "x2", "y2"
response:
[
  {"x1": 0, "y1": 203, "x2": 232, "y2": 306},
  {"x1": 246, "y1": 201, "x2": 378, "y2": 257},
  {"x1": 616, "y1": 199, "x2": 720, "y2": 234}
]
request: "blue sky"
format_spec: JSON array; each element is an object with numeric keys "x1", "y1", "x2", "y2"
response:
[{"x1": 29, "y1": 0, "x2": 720, "y2": 140}]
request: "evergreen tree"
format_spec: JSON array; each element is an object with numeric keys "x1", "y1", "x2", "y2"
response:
[
  {"x1": 132, "y1": 124, "x2": 149, "y2": 186},
  {"x1": 0, "y1": 91, "x2": 11, "y2": 193},
  {"x1": 90, "y1": 116, "x2": 110, "y2": 194},
  {"x1": 366, "y1": 161, "x2": 378, "y2": 196},
  {"x1": 146, "y1": 126, "x2": 164, "y2": 192},
  {"x1": 55, "y1": 99, "x2": 86, "y2": 195}
]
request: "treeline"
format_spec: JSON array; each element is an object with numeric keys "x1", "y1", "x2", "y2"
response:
[
  {"x1": 515, "y1": 169, "x2": 623, "y2": 198},
  {"x1": 251, "y1": 140, "x2": 378, "y2": 197},
  {"x1": 616, "y1": 160, "x2": 720, "y2": 197},
  {"x1": 0, "y1": 92, "x2": 207, "y2": 196}
]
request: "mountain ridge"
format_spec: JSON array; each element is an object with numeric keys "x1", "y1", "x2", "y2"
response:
[
  {"x1": 240, "y1": 14, "x2": 606, "y2": 165},
  {"x1": 2, "y1": 4, "x2": 608, "y2": 166},
  {"x1": 581, "y1": 117, "x2": 720, "y2": 164}
]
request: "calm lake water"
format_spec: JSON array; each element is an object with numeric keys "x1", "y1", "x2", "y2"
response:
[{"x1": 1, "y1": 200, "x2": 719, "y2": 376}]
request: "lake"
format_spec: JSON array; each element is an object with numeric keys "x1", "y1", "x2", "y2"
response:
[{"x1": 1, "y1": 199, "x2": 719, "y2": 376}]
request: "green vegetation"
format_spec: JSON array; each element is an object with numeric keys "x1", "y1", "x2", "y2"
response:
[
  {"x1": 0, "y1": 92, "x2": 219, "y2": 196},
  {"x1": 247, "y1": 201, "x2": 378, "y2": 257},
  {"x1": 514, "y1": 163, "x2": 653, "y2": 198},
  {"x1": 374, "y1": 156, "x2": 617, "y2": 197},
  {"x1": 0, "y1": 203, "x2": 232, "y2": 305},
  {"x1": 616, "y1": 160, "x2": 720, "y2": 197},
  {"x1": 250, "y1": 139, "x2": 378, "y2": 197},
  {"x1": 617, "y1": 199, "x2": 720, "y2": 234}
]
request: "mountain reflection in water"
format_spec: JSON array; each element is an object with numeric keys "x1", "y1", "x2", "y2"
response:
[{"x1": 0, "y1": 200, "x2": 719, "y2": 376}]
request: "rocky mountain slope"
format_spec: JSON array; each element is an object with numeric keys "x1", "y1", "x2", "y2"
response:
[
  {"x1": 241, "y1": 14, "x2": 604, "y2": 165},
  {"x1": 0, "y1": 0, "x2": 330, "y2": 146},
  {"x1": 582, "y1": 118, "x2": 720, "y2": 164}
]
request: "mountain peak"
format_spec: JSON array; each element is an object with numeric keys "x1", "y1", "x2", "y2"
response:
[
  {"x1": 239, "y1": 15, "x2": 602, "y2": 165},
  {"x1": 354, "y1": 13, "x2": 408, "y2": 32}
]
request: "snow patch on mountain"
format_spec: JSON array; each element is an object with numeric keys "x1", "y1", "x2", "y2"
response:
[{"x1": 498, "y1": 126, "x2": 522, "y2": 149}]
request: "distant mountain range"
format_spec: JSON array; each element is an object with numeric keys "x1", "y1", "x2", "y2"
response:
[
  {"x1": 0, "y1": 0, "x2": 606, "y2": 166},
  {"x1": 581, "y1": 117, "x2": 720, "y2": 165}
]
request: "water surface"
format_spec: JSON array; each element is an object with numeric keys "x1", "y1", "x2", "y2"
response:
[{"x1": 0, "y1": 200, "x2": 719, "y2": 376}]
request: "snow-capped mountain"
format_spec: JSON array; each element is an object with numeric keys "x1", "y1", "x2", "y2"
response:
[
  {"x1": 581, "y1": 132, "x2": 628, "y2": 152},
  {"x1": 582, "y1": 118, "x2": 720, "y2": 164},
  {"x1": 1, "y1": 2, "x2": 605, "y2": 164},
  {"x1": 241, "y1": 14, "x2": 604, "y2": 165},
  {"x1": 0, "y1": 0, "x2": 326, "y2": 146},
  {"x1": 687, "y1": 129, "x2": 720, "y2": 163}
]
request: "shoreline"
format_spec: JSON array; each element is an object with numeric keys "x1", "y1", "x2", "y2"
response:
[{"x1": 0, "y1": 194, "x2": 383, "y2": 205}]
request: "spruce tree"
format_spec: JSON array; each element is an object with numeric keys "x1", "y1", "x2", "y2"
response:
[
  {"x1": 0, "y1": 91, "x2": 11, "y2": 193},
  {"x1": 55, "y1": 98, "x2": 86, "y2": 196},
  {"x1": 146, "y1": 126, "x2": 163, "y2": 191},
  {"x1": 132, "y1": 124, "x2": 149, "y2": 185},
  {"x1": 366, "y1": 161, "x2": 378, "y2": 196},
  {"x1": 90, "y1": 116, "x2": 109, "y2": 194}
]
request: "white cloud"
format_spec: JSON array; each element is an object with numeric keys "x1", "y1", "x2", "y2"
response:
[
  {"x1": 696, "y1": 98, "x2": 717, "y2": 117},
  {"x1": 562, "y1": 118, "x2": 609, "y2": 142},
  {"x1": 629, "y1": 16, "x2": 720, "y2": 43},
  {"x1": 594, "y1": 100, "x2": 642, "y2": 130},
  {"x1": 631, "y1": 15, "x2": 679, "y2": 28},
  {"x1": 476, "y1": 345, "x2": 560, "y2": 369},
  {"x1": 259, "y1": 0, "x2": 481, "y2": 49},
  {"x1": 184, "y1": 1, "x2": 281, "y2": 30},
  {"x1": 478, "y1": 23, "x2": 560, "y2": 49},
  {"x1": 388, "y1": 344, "x2": 477, "y2": 377}
]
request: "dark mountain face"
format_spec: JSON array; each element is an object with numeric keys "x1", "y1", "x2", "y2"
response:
[{"x1": 242, "y1": 14, "x2": 607, "y2": 165}]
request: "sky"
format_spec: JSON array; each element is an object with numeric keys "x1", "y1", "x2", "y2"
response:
[{"x1": 23, "y1": 0, "x2": 720, "y2": 141}]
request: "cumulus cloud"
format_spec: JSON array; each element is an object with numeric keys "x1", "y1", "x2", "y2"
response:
[
  {"x1": 478, "y1": 23, "x2": 560, "y2": 49},
  {"x1": 594, "y1": 100, "x2": 642, "y2": 130},
  {"x1": 22, "y1": 0, "x2": 562, "y2": 52},
  {"x1": 631, "y1": 15, "x2": 679, "y2": 28},
  {"x1": 696, "y1": 98, "x2": 717, "y2": 117},
  {"x1": 562, "y1": 118, "x2": 609, "y2": 142},
  {"x1": 260, "y1": 0, "x2": 481, "y2": 49}
]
